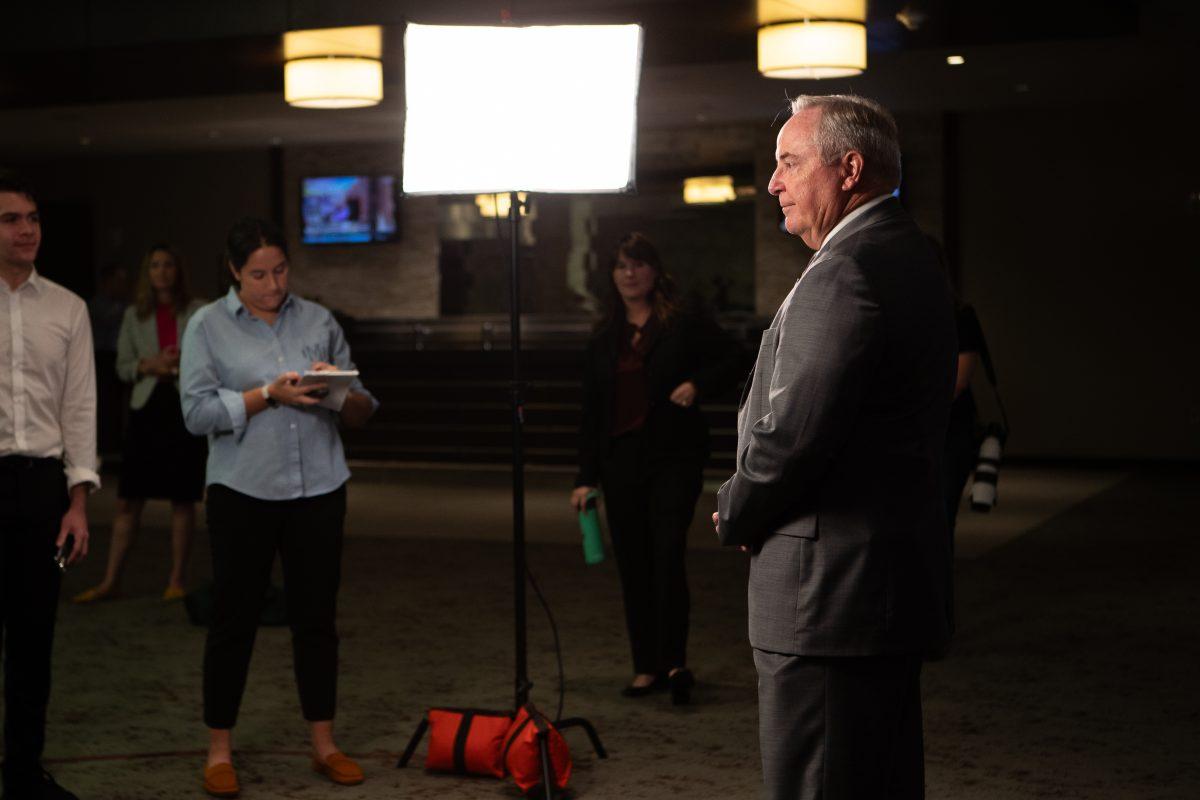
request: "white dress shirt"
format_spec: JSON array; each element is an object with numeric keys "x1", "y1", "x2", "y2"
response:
[
  {"x1": 0, "y1": 268, "x2": 100, "y2": 490},
  {"x1": 812, "y1": 192, "x2": 892, "y2": 262}
]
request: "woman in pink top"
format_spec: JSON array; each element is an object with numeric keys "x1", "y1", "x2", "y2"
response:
[{"x1": 74, "y1": 244, "x2": 206, "y2": 603}]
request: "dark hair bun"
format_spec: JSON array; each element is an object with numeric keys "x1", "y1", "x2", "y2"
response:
[{"x1": 226, "y1": 217, "x2": 287, "y2": 270}]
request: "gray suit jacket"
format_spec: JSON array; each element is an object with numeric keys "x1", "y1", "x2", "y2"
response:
[
  {"x1": 116, "y1": 299, "x2": 205, "y2": 410},
  {"x1": 717, "y1": 198, "x2": 956, "y2": 657}
]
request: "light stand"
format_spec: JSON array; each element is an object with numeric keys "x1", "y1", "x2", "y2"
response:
[
  {"x1": 509, "y1": 190, "x2": 529, "y2": 709},
  {"x1": 397, "y1": 21, "x2": 639, "y2": 795},
  {"x1": 399, "y1": 193, "x2": 606, "y2": 800},
  {"x1": 505, "y1": 192, "x2": 607, "y2": 795}
]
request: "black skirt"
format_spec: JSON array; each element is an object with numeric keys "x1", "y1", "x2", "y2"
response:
[{"x1": 118, "y1": 382, "x2": 207, "y2": 502}]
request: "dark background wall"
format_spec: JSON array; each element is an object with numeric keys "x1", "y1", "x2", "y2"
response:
[
  {"x1": 282, "y1": 142, "x2": 440, "y2": 318},
  {"x1": 956, "y1": 105, "x2": 1200, "y2": 460},
  {"x1": 9, "y1": 102, "x2": 1198, "y2": 463},
  {"x1": 15, "y1": 150, "x2": 272, "y2": 301}
]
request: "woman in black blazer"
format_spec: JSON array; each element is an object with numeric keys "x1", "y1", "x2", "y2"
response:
[{"x1": 570, "y1": 232, "x2": 743, "y2": 704}]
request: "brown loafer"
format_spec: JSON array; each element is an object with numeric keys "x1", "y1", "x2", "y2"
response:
[
  {"x1": 203, "y1": 762, "x2": 240, "y2": 798},
  {"x1": 72, "y1": 586, "x2": 118, "y2": 604},
  {"x1": 312, "y1": 751, "x2": 364, "y2": 786}
]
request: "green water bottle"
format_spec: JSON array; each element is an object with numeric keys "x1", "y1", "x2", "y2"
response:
[{"x1": 578, "y1": 490, "x2": 605, "y2": 565}]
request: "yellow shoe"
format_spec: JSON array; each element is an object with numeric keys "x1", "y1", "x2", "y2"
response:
[
  {"x1": 72, "y1": 586, "x2": 116, "y2": 604},
  {"x1": 312, "y1": 751, "x2": 364, "y2": 786},
  {"x1": 162, "y1": 586, "x2": 187, "y2": 601},
  {"x1": 203, "y1": 762, "x2": 240, "y2": 798}
]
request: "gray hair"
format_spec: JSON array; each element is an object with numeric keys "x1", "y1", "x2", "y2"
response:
[{"x1": 790, "y1": 94, "x2": 902, "y2": 190}]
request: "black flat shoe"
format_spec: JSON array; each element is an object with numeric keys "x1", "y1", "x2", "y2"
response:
[
  {"x1": 669, "y1": 668, "x2": 695, "y2": 705},
  {"x1": 620, "y1": 673, "x2": 668, "y2": 697}
]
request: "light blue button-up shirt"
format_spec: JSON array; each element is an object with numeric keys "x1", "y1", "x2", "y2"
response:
[{"x1": 180, "y1": 288, "x2": 378, "y2": 501}]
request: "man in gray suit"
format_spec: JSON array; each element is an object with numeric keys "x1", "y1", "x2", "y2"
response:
[{"x1": 715, "y1": 95, "x2": 956, "y2": 799}]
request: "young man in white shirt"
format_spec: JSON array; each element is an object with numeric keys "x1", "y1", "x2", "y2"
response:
[{"x1": 0, "y1": 174, "x2": 97, "y2": 800}]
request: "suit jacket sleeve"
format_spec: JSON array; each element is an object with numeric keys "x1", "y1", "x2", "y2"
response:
[
  {"x1": 717, "y1": 256, "x2": 881, "y2": 546},
  {"x1": 115, "y1": 306, "x2": 141, "y2": 384}
]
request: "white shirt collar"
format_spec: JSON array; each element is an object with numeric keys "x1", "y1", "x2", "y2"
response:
[
  {"x1": 24, "y1": 266, "x2": 43, "y2": 293},
  {"x1": 812, "y1": 193, "x2": 892, "y2": 260},
  {"x1": 1, "y1": 265, "x2": 41, "y2": 295}
]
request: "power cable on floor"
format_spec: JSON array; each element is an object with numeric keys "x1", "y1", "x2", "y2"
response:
[{"x1": 525, "y1": 564, "x2": 565, "y2": 722}]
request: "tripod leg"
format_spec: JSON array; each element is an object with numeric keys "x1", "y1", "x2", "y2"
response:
[
  {"x1": 396, "y1": 717, "x2": 429, "y2": 768},
  {"x1": 538, "y1": 731, "x2": 556, "y2": 800},
  {"x1": 556, "y1": 717, "x2": 608, "y2": 759}
]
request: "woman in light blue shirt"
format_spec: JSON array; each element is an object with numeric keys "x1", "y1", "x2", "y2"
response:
[{"x1": 180, "y1": 218, "x2": 377, "y2": 797}]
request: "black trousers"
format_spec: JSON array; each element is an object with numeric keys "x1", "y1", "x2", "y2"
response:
[
  {"x1": 203, "y1": 483, "x2": 346, "y2": 729},
  {"x1": 942, "y1": 415, "x2": 978, "y2": 640},
  {"x1": 601, "y1": 434, "x2": 703, "y2": 675},
  {"x1": 943, "y1": 415, "x2": 979, "y2": 540},
  {"x1": 754, "y1": 650, "x2": 925, "y2": 800},
  {"x1": 0, "y1": 456, "x2": 66, "y2": 784}
]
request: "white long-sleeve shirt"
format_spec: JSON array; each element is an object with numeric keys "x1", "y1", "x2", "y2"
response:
[{"x1": 0, "y1": 268, "x2": 100, "y2": 490}]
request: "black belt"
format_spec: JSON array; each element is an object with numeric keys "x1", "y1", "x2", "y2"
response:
[{"x1": 0, "y1": 454, "x2": 63, "y2": 470}]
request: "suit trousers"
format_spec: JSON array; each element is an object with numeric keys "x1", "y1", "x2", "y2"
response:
[
  {"x1": 754, "y1": 649, "x2": 925, "y2": 800},
  {"x1": 601, "y1": 433, "x2": 703, "y2": 675},
  {"x1": 0, "y1": 456, "x2": 66, "y2": 785},
  {"x1": 203, "y1": 483, "x2": 346, "y2": 729}
]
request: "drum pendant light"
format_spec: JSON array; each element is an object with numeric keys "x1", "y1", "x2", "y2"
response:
[
  {"x1": 284, "y1": 25, "x2": 383, "y2": 109},
  {"x1": 756, "y1": 1, "x2": 867, "y2": 79}
]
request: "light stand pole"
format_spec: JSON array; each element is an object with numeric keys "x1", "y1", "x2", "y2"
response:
[
  {"x1": 509, "y1": 190, "x2": 531, "y2": 709},
  {"x1": 398, "y1": 192, "x2": 606, "y2": 797},
  {"x1": 505, "y1": 192, "x2": 607, "y2": 795}
]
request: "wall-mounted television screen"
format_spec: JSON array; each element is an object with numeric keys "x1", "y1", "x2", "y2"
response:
[{"x1": 302, "y1": 174, "x2": 400, "y2": 244}]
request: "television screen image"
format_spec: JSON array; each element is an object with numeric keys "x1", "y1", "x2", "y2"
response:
[
  {"x1": 302, "y1": 176, "x2": 373, "y2": 244},
  {"x1": 301, "y1": 175, "x2": 400, "y2": 245},
  {"x1": 373, "y1": 175, "x2": 399, "y2": 242}
]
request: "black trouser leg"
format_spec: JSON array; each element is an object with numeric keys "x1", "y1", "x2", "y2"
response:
[
  {"x1": 203, "y1": 484, "x2": 279, "y2": 729},
  {"x1": 943, "y1": 418, "x2": 977, "y2": 638},
  {"x1": 603, "y1": 435, "x2": 702, "y2": 675},
  {"x1": 647, "y1": 461, "x2": 701, "y2": 670},
  {"x1": 279, "y1": 487, "x2": 345, "y2": 722},
  {"x1": 754, "y1": 650, "x2": 925, "y2": 800},
  {"x1": 602, "y1": 459, "x2": 657, "y2": 675},
  {"x1": 943, "y1": 418, "x2": 978, "y2": 540},
  {"x1": 0, "y1": 457, "x2": 66, "y2": 785}
]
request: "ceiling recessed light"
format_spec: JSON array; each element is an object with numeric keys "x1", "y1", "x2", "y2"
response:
[{"x1": 946, "y1": 54, "x2": 965, "y2": 66}]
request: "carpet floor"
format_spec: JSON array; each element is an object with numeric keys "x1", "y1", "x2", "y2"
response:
[{"x1": 6, "y1": 468, "x2": 1198, "y2": 799}]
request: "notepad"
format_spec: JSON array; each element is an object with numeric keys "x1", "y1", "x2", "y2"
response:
[{"x1": 299, "y1": 370, "x2": 359, "y2": 410}]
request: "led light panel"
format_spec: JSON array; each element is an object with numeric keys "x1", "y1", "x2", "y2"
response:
[{"x1": 403, "y1": 23, "x2": 643, "y2": 195}]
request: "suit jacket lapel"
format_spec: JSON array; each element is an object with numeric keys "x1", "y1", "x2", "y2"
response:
[
  {"x1": 142, "y1": 310, "x2": 160, "y2": 352},
  {"x1": 740, "y1": 262, "x2": 809, "y2": 411},
  {"x1": 737, "y1": 363, "x2": 754, "y2": 410}
]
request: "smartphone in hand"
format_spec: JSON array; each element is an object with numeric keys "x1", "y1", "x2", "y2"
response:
[{"x1": 54, "y1": 535, "x2": 73, "y2": 571}]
